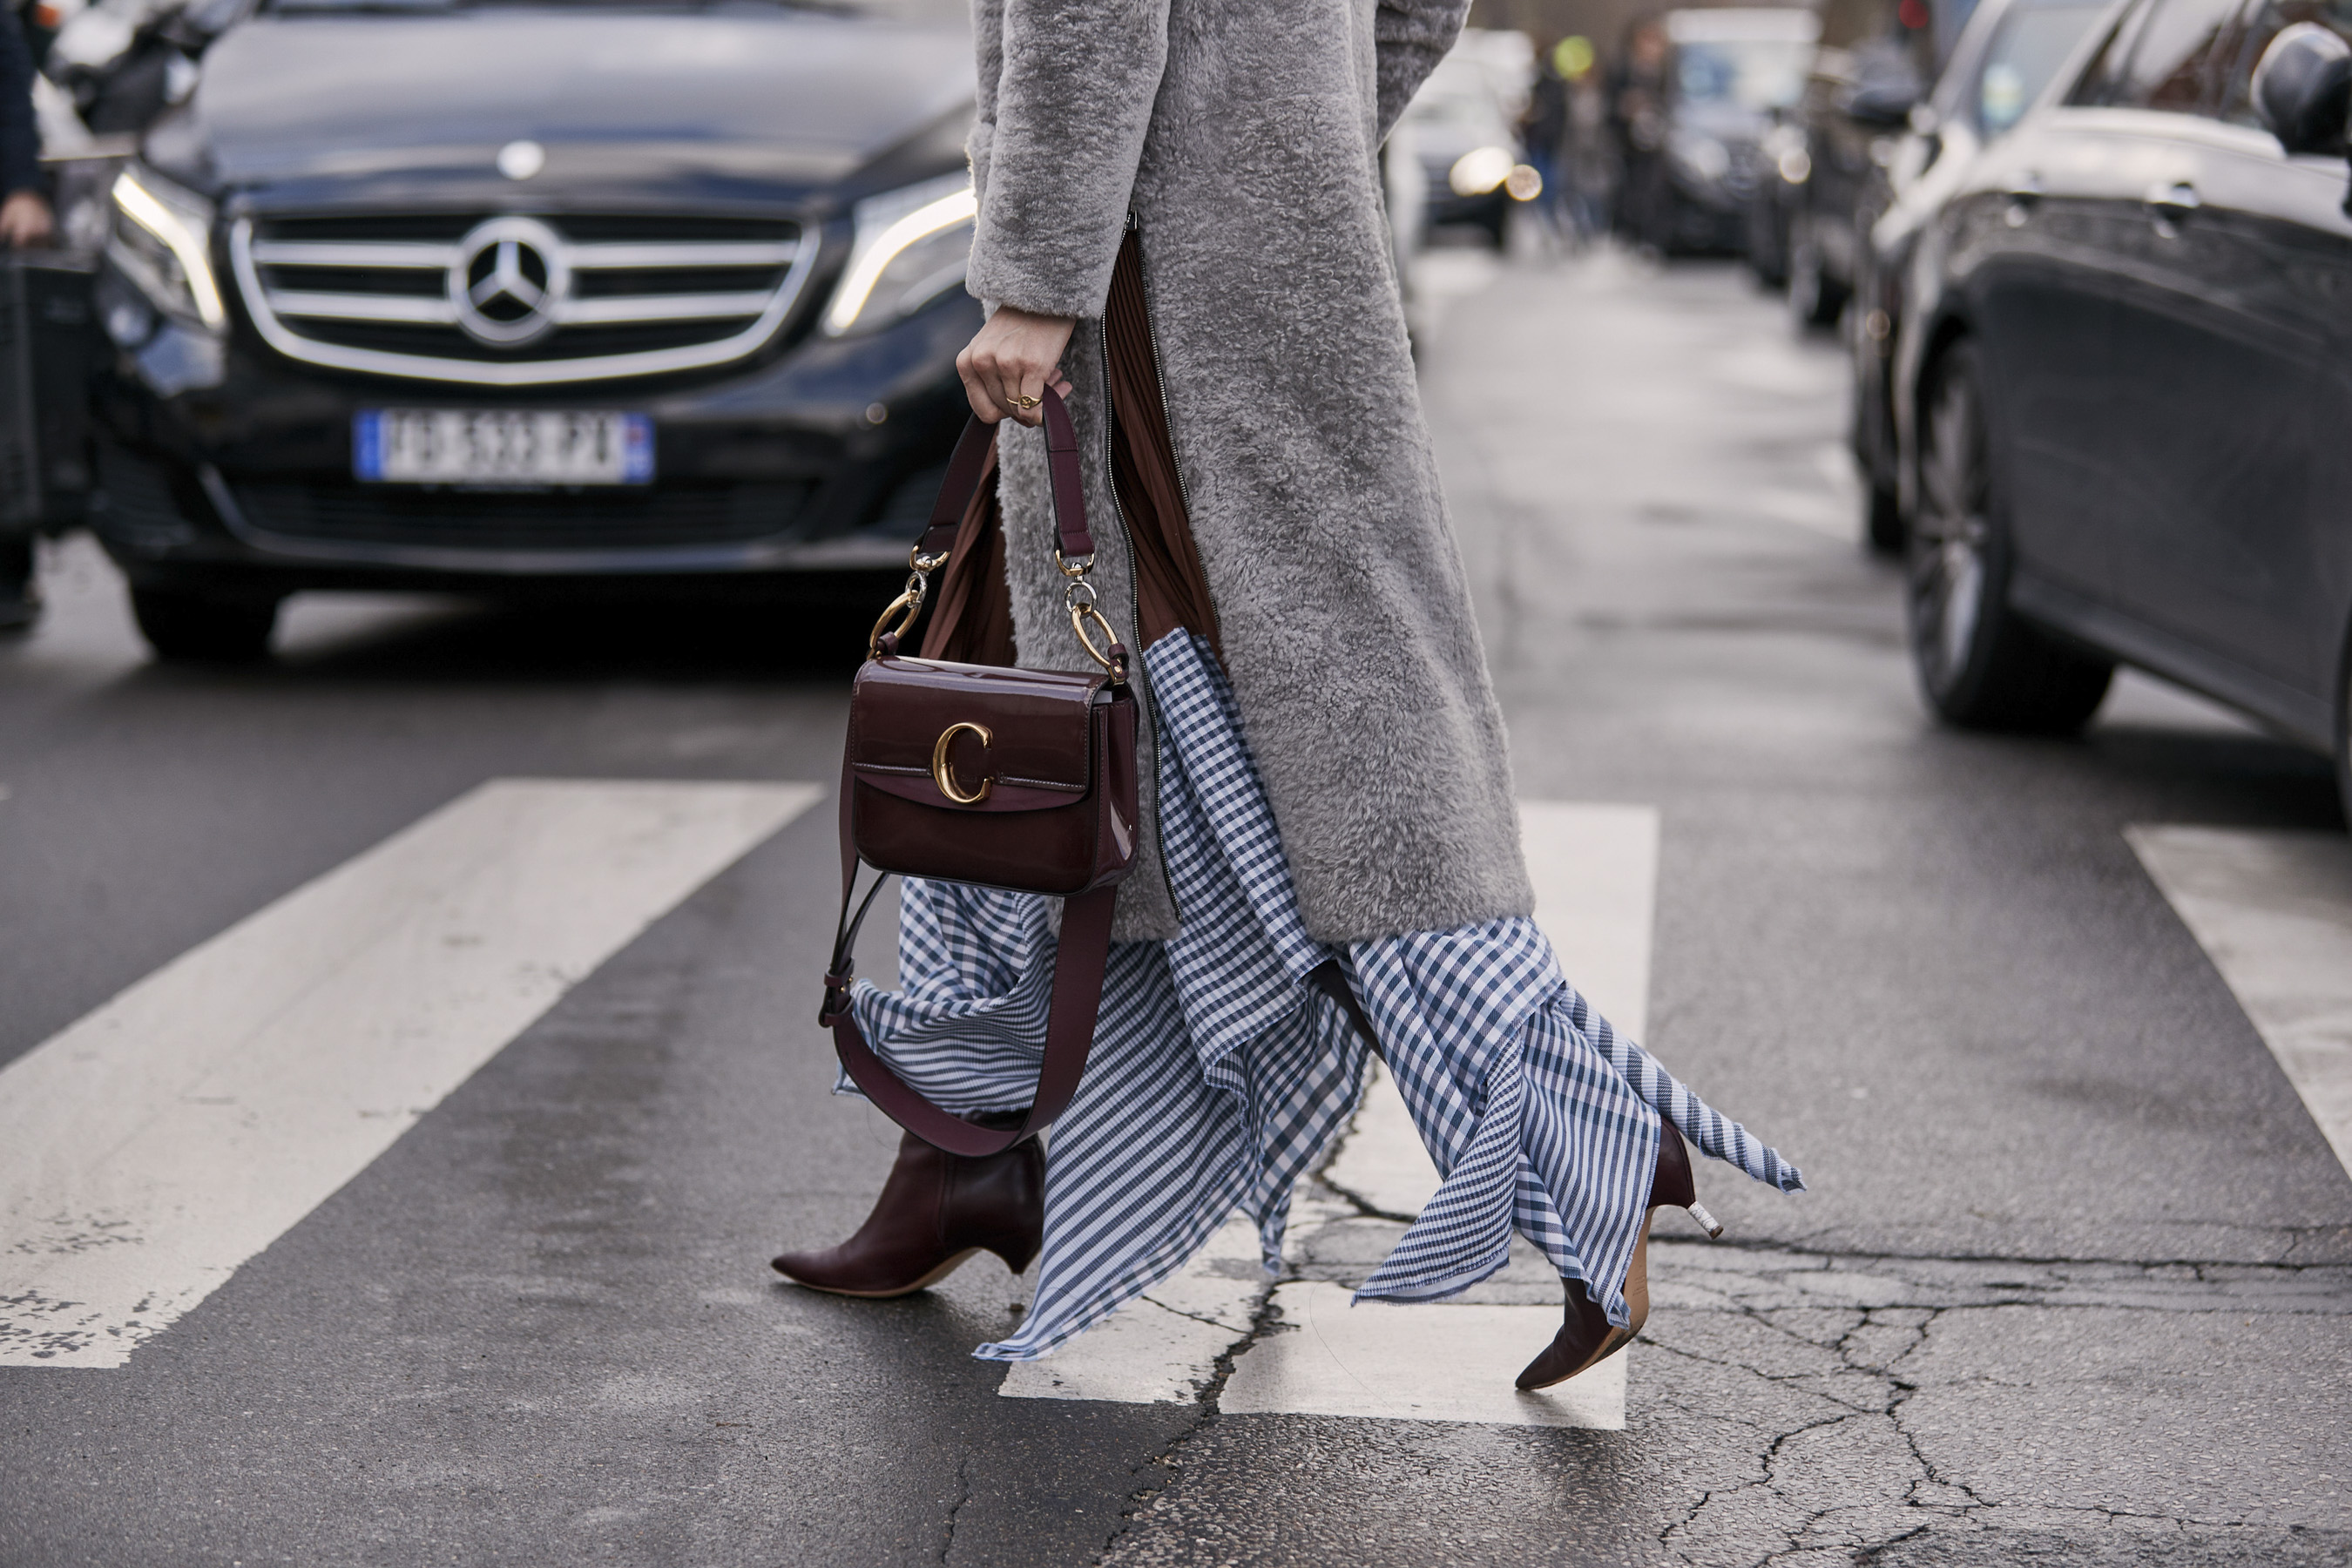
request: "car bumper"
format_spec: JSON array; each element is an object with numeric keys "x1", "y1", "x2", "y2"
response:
[
  {"x1": 1421, "y1": 182, "x2": 1511, "y2": 232},
  {"x1": 89, "y1": 289, "x2": 984, "y2": 597}
]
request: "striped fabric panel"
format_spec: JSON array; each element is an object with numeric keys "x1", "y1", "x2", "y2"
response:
[
  {"x1": 843, "y1": 630, "x2": 1801, "y2": 1359},
  {"x1": 844, "y1": 879, "x2": 1055, "y2": 1119},
  {"x1": 1564, "y1": 986, "x2": 1807, "y2": 1193}
]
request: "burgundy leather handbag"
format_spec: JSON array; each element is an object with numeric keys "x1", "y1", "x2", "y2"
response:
[{"x1": 819, "y1": 389, "x2": 1139, "y2": 1158}]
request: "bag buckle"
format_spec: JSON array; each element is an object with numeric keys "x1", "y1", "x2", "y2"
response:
[
  {"x1": 819, "y1": 970, "x2": 855, "y2": 1026},
  {"x1": 1058, "y1": 559, "x2": 1127, "y2": 679}
]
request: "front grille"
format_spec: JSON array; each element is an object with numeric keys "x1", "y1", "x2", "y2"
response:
[
  {"x1": 229, "y1": 212, "x2": 815, "y2": 387},
  {"x1": 228, "y1": 479, "x2": 814, "y2": 553}
]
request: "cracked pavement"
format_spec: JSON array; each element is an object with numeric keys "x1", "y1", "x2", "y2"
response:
[
  {"x1": 3, "y1": 249, "x2": 2349, "y2": 1566},
  {"x1": 1088, "y1": 252, "x2": 2352, "y2": 1565}
]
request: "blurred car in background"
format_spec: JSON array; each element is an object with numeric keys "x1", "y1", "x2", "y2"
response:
[
  {"x1": 1390, "y1": 30, "x2": 1538, "y2": 252},
  {"x1": 1894, "y1": 0, "x2": 2352, "y2": 814},
  {"x1": 1632, "y1": 7, "x2": 1816, "y2": 253},
  {"x1": 1848, "y1": 0, "x2": 2109, "y2": 547},
  {"x1": 1774, "y1": 0, "x2": 1945, "y2": 324},
  {"x1": 1744, "y1": 107, "x2": 1811, "y2": 282},
  {"x1": 78, "y1": 0, "x2": 979, "y2": 661}
]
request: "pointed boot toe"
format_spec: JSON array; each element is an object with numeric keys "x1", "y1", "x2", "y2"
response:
[
  {"x1": 1516, "y1": 1276, "x2": 1625, "y2": 1390},
  {"x1": 1519, "y1": 1120, "x2": 1725, "y2": 1390}
]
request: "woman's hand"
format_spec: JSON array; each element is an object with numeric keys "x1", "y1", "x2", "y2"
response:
[
  {"x1": 956, "y1": 306, "x2": 1077, "y2": 427},
  {"x1": 0, "y1": 192, "x2": 52, "y2": 250}
]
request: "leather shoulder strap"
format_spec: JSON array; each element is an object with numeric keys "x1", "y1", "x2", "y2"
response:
[
  {"x1": 819, "y1": 746, "x2": 1112, "y2": 1157},
  {"x1": 826, "y1": 885, "x2": 1112, "y2": 1158},
  {"x1": 913, "y1": 389, "x2": 1094, "y2": 568}
]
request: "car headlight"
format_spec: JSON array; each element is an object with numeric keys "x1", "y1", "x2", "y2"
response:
[
  {"x1": 1669, "y1": 131, "x2": 1732, "y2": 184},
  {"x1": 1448, "y1": 145, "x2": 1515, "y2": 197},
  {"x1": 823, "y1": 173, "x2": 976, "y2": 337},
  {"x1": 109, "y1": 166, "x2": 225, "y2": 330}
]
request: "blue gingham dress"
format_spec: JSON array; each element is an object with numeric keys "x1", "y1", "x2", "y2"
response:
[{"x1": 848, "y1": 631, "x2": 1803, "y2": 1362}]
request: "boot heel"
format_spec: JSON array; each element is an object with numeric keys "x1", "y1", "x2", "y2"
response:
[
  {"x1": 1684, "y1": 1201, "x2": 1724, "y2": 1240},
  {"x1": 989, "y1": 1234, "x2": 1040, "y2": 1274}
]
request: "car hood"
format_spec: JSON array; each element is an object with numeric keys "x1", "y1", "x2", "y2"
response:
[{"x1": 152, "y1": 9, "x2": 975, "y2": 207}]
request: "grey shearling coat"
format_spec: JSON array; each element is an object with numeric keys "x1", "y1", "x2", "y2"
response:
[{"x1": 966, "y1": 0, "x2": 1533, "y2": 945}]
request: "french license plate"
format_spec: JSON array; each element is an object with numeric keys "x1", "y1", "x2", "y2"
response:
[{"x1": 354, "y1": 409, "x2": 654, "y2": 485}]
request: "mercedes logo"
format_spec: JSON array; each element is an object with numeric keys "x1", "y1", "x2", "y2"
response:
[{"x1": 448, "y1": 216, "x2": 570, "y2": 347}]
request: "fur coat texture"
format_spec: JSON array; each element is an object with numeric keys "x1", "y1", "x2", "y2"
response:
[{"x1": 965, "y1": 0, "x2": 1532, "y2": 945}]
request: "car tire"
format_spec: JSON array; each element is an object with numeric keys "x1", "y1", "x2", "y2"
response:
[
  {"x1": 1905, "y1": 342, "x2": 2112, "y2": 734},
  {"x1": 1865, "y1": 479, "x2": 1904, "y2": 554},
  {"x1": 131, "y1": 586, "x2": 280, "y2": 663},
  {"x1": 1788, "y1": 214, "x2": 1848, "y2": 328}
]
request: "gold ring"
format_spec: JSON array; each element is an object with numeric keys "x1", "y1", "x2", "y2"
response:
[{"x1": 1007, "y1": 393, "x2": 1040, "y2": 410}]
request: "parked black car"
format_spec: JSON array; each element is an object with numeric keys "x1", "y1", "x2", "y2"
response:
[
  {"x1": 1744, "y1": 107, "x2": 1811, "y2": 283},
  {"x1": 1849, "y1": 0, "x2": 2109, "y2": 548},
  {"x1": 86, "y1": 0, "x2": 980, "y2": 660},
  {"x1": 1635, "y1": 7, "x2": 1816, "y2": 253},
  {"x1": 1775, "y1": 0, "x2": 1942, "y2": 324},
  {"x1": 1895, "y1": 0, "x2": 2352, "y2": 813}
]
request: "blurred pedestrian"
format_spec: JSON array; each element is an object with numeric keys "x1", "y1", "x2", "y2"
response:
[
  {"x1": 1559, "y1": 35, "x2": 1615, "y2": 240},
  {"x1": 774, "y1": 0, "x2": 1803, "y2": 1388},
  {"x1": 1610, "y1": 16, "x2": 1672, "y2": 252},
  {"x1": 0, "y1": 1, "x2": 48, "y2": 633},
  {"x1": 1527, "y1": 35, "x2": 1611, "y2": 248},
  {"x1": 1519, "y1": 38, "x2": 1572, "y2": 245}
]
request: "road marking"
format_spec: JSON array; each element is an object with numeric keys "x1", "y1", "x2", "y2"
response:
[
  {"x1": 0, "y1": 779, "x2": 819, "y2": 1367},
  {"x1": 1220, "y1": 1283, "x2": 1625, "y2": 1428},
  {"x1": 2127, "y1": 826, "x2": 2352, "y2": 1179},
  {"x1": 1004, "y1": 802, "x2": 1656, "y2": 1429},
  {"x1": 997, "y1": 1212, "x2": 1267, "y2": 1405}
]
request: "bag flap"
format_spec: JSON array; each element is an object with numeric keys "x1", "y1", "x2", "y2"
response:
[{"x1": 849, "y1": 655, "x2": 1106, "y2": 810}]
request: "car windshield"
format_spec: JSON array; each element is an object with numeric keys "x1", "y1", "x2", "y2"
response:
[
  {"x1": 1674, "y1": 39, "x2": 1813, "y2": 109},
  {"x1": 1977, "y1": 2, "x2": 2107, "y2": 132}
]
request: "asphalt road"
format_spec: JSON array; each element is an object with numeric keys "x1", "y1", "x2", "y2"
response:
[{"x1": 3, "y1": 247, "x2": 2349, "y2": 1568}]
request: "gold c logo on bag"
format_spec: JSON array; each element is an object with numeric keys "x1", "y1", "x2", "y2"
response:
[{"x1": 931, "y1": 722, "x2": 994, "y2": 805}]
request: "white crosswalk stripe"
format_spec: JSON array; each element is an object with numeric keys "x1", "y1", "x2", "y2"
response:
[
  {"x1": 2129, "y1": 826, "x2": 2352, "y2": 1179},
  {"x1": 0, "y1": 779, "x2": 818, "y2": 1368},
  {"x1": 1001, "y1": 801, "x2": 1658, "y2": 1428}
]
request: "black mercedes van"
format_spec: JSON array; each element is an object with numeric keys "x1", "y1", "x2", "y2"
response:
[{"x1": 87, "y1": 0, "x2": 979, "y2": 659}]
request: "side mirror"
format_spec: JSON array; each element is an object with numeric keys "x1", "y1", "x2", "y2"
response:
[{"x1": 2254, "y1": 23, "x2": 2351, "y2": 156}]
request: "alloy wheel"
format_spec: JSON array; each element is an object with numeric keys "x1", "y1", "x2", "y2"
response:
[
  {"x1": 1903, "y1": 342, "x2": 2112, "y2": 733},
  {"x1": 1909, "y1": 369, "x2": 1990, "y2": 700}
]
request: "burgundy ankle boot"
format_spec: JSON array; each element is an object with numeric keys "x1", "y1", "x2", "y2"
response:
[{"x1": 772, "y1": 1125, "x2": 1044, "y2": 1298}]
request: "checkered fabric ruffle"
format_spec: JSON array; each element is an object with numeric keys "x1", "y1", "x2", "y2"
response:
[{"x1": 847, "y1": 631, "x2": 1801, "y2": 1361}]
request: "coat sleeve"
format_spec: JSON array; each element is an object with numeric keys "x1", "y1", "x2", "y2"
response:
[
  {"x1": 965, "y1": 0, "x2": 1169, "y2": 321},
  {"x1": 1373, "y1": 0, "x2": 1470, "y2": 144}
]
